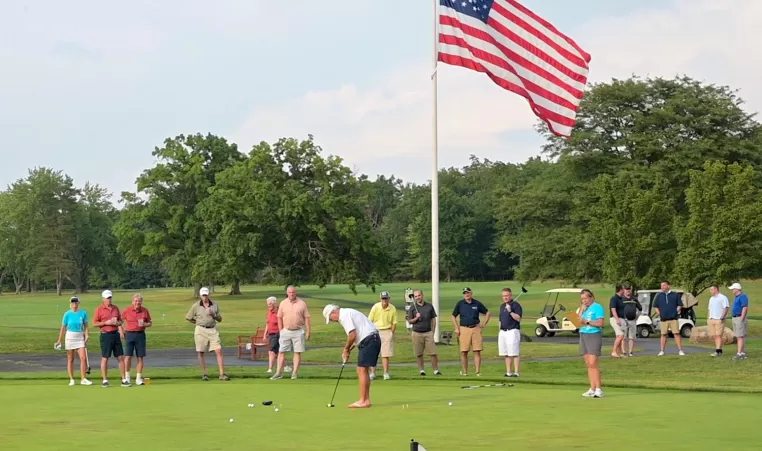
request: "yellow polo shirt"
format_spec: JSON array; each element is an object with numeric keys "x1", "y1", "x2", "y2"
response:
[{"x1": 368, "y1": 302, "x2": 398, "y2": 330}]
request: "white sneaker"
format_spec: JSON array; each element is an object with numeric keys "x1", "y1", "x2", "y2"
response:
[
  {"x1": 284, "y1": 365, "x2": 292, "y2": 373},
  {"x1": 369, "y1": 372, "x2": 376, "y2": 381},
  {"x1": 593, "y1": 388, "x2": 604, "y2": 398},
  {"x1": 678, "y1": 350, "x2": 685, "y2": 356},
  {"x1": 582, "y1": 388, "x2": 595, "y2": 397},
  {"x1": 658, "y1": 351, "x2": 665, "y2": 356},
  {"x1": 266, "y1": 369, "x2": 272, "y2": 373},
  {"x1": 69, "y1": 379, "x2": 75, "y2": 386},
  {"x1": 80, "y1": 378, "x2": 92, "y2": 386},
  {"x1": 290, "y1": 373, "x2": 298, "y2": 380},
  {"x1": 383, "y1": 373, "x2": 391, "y2": 380},
  {"x1": 136, "y1": 378, "x2": 144, "y2": 386}
]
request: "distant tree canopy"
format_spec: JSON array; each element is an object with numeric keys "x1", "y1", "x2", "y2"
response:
[{"x1": 2, "y1": 75, "x2": 761, "y2": 297}]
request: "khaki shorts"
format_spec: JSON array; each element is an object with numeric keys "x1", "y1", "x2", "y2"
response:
[
  {"x1": 379, "y1": 329, "x2": 394, "y2": 358},
  {"x1": 459, "y1": 326, "x2": 484, "y2": 352},
  {"x1": 733, "y1": 317, "x2": 747, "y2": 338},
  {"x1": 659, "y1": 320, "x2": 679, "y2": 336},
  {"x1": 411, "y1": 331, "x2": 437, "y2": 356},
  {"x1": 708, "y1": 319, "x2": 726, "y2": 336},
  {"x1": 279, "y1": 328, "x2": 306, "y2": 353},
  {"x1": 194, "y1": 326, "x2": 222, "y2": 352},
  {"x1": 610, "y1": 317, "x2": 624, "y2": 336},
  {"x1": 622, "y1": 319, "x2": 637, "y2": 340}
]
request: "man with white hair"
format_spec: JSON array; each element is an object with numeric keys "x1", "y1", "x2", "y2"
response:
[
  {"x1": 729, "y1": 282, "x2": 749, "y2": 360},
  {"x1": 264, "y1": 296, "x2": 280, "y2": 373},
  {"x1": 323, "y1": 304, "x2": 380, "y2": 408},
  {"x1": 185, "y1": 287, "x2": 230, "y2": 381}
]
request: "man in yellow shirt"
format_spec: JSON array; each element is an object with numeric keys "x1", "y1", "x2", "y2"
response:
[{"x1": 368, "y1": 291, "x2": 397, "y2": 380}]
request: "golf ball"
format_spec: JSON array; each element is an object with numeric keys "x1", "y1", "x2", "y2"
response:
[
  {"x1": 229, "y1": 418, "x2": 234, "y2": 423},
  {"x1": 248, "y1": 403, "x2": 254, "y2": 408},
  {"x1": 275, "y1": 408, "x2": 280, "y2": 412},
  {"x1": 448, "y1": 402, "x2": 453, "y2": 406}
]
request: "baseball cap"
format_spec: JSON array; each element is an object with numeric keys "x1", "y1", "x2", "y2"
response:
[
  {"x1": 728, "y1": 282, "x2": 743, "y2": 291},
  {"x1": 199, "y1": 287, "x2": 210, "y2": 296},
  {"x1": 462, "y1": 287, "x2": 472, "y2": 294},
  {"x1": 380, "y1": 291, "x2": 390, "y2": 299},
  {"x1": 101, "y1": 290, "x2": 113, "y2": 299},
  {"x1": 70, "y1": 296, "x2": 80, "y2": 303},
  {"x1": 322, "y1": 304, "x2": 338, "y2": 324}
]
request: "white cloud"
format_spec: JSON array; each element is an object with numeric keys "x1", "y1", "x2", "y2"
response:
[{"x1": 231, "y1": 0, "x2": 762, "y2": 183}]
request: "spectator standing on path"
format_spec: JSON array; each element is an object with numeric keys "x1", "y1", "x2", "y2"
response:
[
  {"x1": 497, "y1": 287, "x2": 523, "y2": 378},
  {"x1": 578, "y1": 288, "x2": 605, "y2": 398},
  {"x1": 264, "y1": 296, "x2": 280, "y2": 374},
  {"x1": 729, "y1": 283, "x2": 749, "y2": 360},
  {"x1": 653, "y1": 281, "x2": 685, "y2": 356},
  {"x1": 271, "y1": 285, "x2": 311, "y2": 380},
  {"x1": 621, "y1": 286, "x2": 642, "y2": 357},
  {"x1": 609, "y1": 285, "x2": 626, "y2": 358},
  {"x1": 407, "y1": 289, "x2": 442, "y2": 376},
  {"x1": 122, "y1": 293, "x2": 153, "y2": 385},
  {"x1": 185, "y1": 287, "x2": 230, "y2": 381},
  {"x1": 707, "y1": 285, "x2": 729, "y2": 357},
  {"x1": 367, "y1": 291, "x2": 398, "y2": 380},
  {"x1": 451, "y1": 287, "x2": 491, "y2": 376},
  {"x1": 55, "y1": 296, "x2": 93, "y2": 386},
  {"x1": 323, "y1": 304, "x2": 381, "y2": 409},
  {"x1": 92, "y1": 290, "x2": 129, "y2": 387}
]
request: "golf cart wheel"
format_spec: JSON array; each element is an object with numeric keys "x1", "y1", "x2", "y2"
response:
[
  {"x1": 637, "y1": 325, "x2": 650, "y2": 339},
  {"x1": 547, "y1": 332, "x2": 556, "y2": 337},
  {"x1": 680, "y1": 325, "x2": 692, "y2": 338},
  {"x1": 535, "y1": 325, "x2": 548, "y2": 338}
]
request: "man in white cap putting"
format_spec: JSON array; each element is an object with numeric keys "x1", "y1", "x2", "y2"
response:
[
  {"x1": 185, "y1": 287, "x2": 230, "y2": 381},
  {"x1": 323, "y1": 304, "x2": 381, "y2": 408}
]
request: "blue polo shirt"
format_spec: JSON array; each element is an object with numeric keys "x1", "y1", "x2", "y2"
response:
[
  {"x1": 654, "y1": 291, "x2": 683, "y2": 320},
  {"x1": 732, "y1": 293, "x2": 749, "y2": 317},
  {"x1": 452, "y1": 299, "x2": 488, "y2": 327},
  {"x1": 579, "y1": 302, "x2": 604, "y2": 334},
  {"x1": 62, "y1": 310, "x2": 88, "y2": 332},
  {"x1": 499, "y1": 301, "x2": 522, "y2": 330}
]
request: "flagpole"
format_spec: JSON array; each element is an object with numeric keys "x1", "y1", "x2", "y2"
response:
[{"x1": 431, "y1": 0, "x2": 440, "y2": 343}]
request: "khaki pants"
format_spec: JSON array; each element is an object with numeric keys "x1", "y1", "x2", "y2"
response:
[
  {"x1": 459, "y1": 326, "x2": 483, "y2": 352},
  {"x1": 194, "y1": 326, "x2": 222, "y2": 352}
]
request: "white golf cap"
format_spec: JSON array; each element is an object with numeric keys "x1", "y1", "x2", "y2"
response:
[
  {"x1": 322, "y1": 304, "x2": 338, "y2": 324},
  {"x1": 102, "y1": 290, "x2": 113, "y2": 298},
  {"x1": 199, "y1": 287, "x2": 210, "y2": 296},
  {"x1": 728, "y1": 282, "x2": 743, "y2": 290}
]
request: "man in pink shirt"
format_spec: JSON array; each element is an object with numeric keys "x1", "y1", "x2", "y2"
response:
[{"x1": 271, "y1": 286, "x2": 311, "y2": 380}]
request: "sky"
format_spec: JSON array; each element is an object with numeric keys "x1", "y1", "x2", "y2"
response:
[{"x1": 1, "y1": 0, "x2": 760, "y2": 199}]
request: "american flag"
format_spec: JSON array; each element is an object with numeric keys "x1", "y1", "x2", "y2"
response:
[{"x1": 437, "y1": 0, "x2": 591, "y2": 137}]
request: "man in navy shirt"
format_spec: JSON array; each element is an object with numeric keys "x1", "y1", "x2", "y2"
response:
[
  {"x1": 451, "y1": 287, "x2": 491, "y2": 376},
  {"x1": 498, "y1": 288, "x2": 523, "y2": 377},
  {"x1": 653, "y1": 280, "x2": 685, "y2": 356},
  {"x1": 729, "y1": 282, "x2": 749, "y2": 360}
]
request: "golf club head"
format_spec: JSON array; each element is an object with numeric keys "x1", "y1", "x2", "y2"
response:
[
  {"x1": 86, "y1": 367, "x2": 91, "y2": 375},
  {"x1": 262, "y1": 400, "x2": 273, "y2": 406},
  {"x1": 521, "y1": 286, "x2": 528, "y2": 293}
]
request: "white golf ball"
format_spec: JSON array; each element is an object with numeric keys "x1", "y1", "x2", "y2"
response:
[
  {"x1": 274, "y1": 408, "x2": 279, "y2": 412},
  {"x1": 229, "y1": 418, "x2": 234, "y2": 423},
  {"x1": 448, "y1": 402, "x2": 453, "y2": 406},
  {"x1": 247, "y1": 403, "x2": 253, "y2": 408}
]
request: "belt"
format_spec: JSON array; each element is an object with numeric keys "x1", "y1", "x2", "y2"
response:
[
  {"x1": 125, "y1": 330, "x2": 145, "y2": 333},
  {"x1": 101, "y1": 330, "x2": 118, "y2": 334},
  {"x1": 500, "y1": 328, "x2": 518, "y2": 331},
  {"x1": 359, "y1": 332, "x2": 380, "y2": 346},
  {"x1": 198, "y1": 324, "x2": 215, "y2": 328},
  {"x1": 733, "y1": 315, "x2": 743, "y2": 318},
  {"x1": 462, "y1": 324, "x2": 478, "y2": 328},
  {"x1": 286, "y1": 328, "x2": 302, "y2": 331}
]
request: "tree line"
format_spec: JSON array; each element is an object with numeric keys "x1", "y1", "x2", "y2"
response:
[{"x1": 3, "y1": 75, "x2": 762, "y2": 297}]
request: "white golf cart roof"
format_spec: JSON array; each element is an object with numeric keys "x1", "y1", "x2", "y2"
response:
[{"x1": 545, "y1": 288, "x2": 584, "y2": 293}]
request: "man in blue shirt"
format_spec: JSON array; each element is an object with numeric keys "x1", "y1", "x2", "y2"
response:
[
  {"x1": 451, "y1": 287, "x2": 491, "y2": 377},
  {"x1": 653, "y1": 280, "x2": 685, "y2": 356},
  {"x1": 729, "y1": 282, "x2": 749, "y2": 360},
  {"x1": 498, "y1": 288, "x2": 523, "y2": 377}
]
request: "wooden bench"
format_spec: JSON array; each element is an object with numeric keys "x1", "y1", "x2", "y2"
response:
[
  {"x1": 440, "y1": 331, "x2": 454, "y2": 345},
  {"x1": 237, "y1": 327, "x2": 269, "y2": 360}
]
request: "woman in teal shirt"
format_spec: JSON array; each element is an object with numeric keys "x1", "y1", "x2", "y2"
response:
[
  {"x1": 55, "y1": 297, "x2": 92, "y2": 386},
  {"x1": 578, "y1": 289, "x2": 604, "y2": 398}
]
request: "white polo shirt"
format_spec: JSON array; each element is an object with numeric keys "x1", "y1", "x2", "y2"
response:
[
  {"x1": 708, "y1": 293, "x2": 730, "y2": 319},
  {"x1": 338, "y1": 308, "x2": 378, "y2": 343}
]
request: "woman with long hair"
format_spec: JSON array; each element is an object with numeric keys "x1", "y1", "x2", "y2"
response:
[
  {"x1": 55, "y1": 297, "x2": 93, "y2": 386},
  {"x1": 578, "y1": 288, "x2": 604, "y2": 398}
]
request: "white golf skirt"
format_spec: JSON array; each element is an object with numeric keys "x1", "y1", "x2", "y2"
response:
[
  {"x1": 65, "y1": 331, "x2": 86, "y2": 350},
  {"x1": 498, "y1": 329, "x2": 521, "y2": 357}
]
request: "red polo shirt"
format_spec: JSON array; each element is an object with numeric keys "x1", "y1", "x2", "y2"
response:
[
  {"x1": 123, "y1": 306, "x2": 152, "y2": 332},
  {"x1": 266, "y1": 309, "x2": 279, "y2": 334},
  {"x1": 94, "y1": 304, "x2": 122, "y2": 333}
]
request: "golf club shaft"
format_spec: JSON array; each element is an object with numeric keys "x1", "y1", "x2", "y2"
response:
[{"x1": 329, "y1": 362, "x2": 346, "y2": 404}]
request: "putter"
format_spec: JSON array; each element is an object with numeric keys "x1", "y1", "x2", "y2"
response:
[
  {"x1": 85, "y1": 345, "x2": 91, "y2": 375},
  {"x1": 514, "y1": 286, "x2": 528, "y2": 301},
  {"x1": 461, "y1": 383, "x2": 513, "y2": 389},
  {"x1": 327, "y1": 360, "x2": 347, "y2": 407}
]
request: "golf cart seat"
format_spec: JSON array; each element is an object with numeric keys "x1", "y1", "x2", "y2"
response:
[{"x1": 541, "y1": 305, "x2": 556, "y2": 317}]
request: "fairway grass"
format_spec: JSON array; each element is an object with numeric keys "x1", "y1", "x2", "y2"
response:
[{"x1": 1, "y1": 379, "x2": 759, "y2": 451}]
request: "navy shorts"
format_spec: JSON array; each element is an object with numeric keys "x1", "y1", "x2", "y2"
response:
[
  {"x1": 268, "y1": 333, "x2": 280, "y2": 353},
  {"x1": 125, "y1": 331, "x2": 147, "y2": 357},
  {"x1": 357, "y1": 333, "x2": 381, "y2": 368},
  {"x1": 100, "y1": 332, "x2": 124, "y2": 358}
]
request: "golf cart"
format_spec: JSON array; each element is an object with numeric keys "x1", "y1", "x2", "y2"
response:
[
  {"x1": 634, "y1": 289, "x2": 697, "y2": 339},
  {"x1": 535, "y1": 288, "x2": 582, "y2": 337}
]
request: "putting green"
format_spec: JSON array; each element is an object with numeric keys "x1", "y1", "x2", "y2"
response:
[{"x1": 1, "y1": 379, "x2": 760, "y2": 450}]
